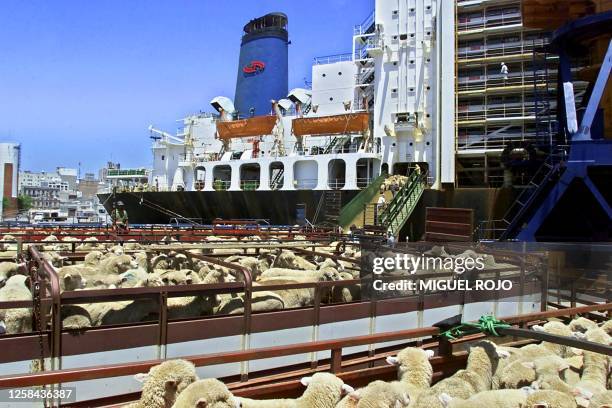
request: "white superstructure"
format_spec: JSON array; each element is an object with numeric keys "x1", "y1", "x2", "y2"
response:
[{"x1": 149, "y1": 0, "x2": 456, "y2": 193}]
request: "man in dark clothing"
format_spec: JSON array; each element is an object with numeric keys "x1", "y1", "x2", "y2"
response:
[{"x1": 112, "y1": 201, "x2": 129, "y2": 231}]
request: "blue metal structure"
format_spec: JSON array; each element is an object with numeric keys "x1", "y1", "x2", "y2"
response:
[
  {"x1": 234, "y1": 13, "x2": 289, "y2": 117},
  {"x1": 500, "y1": 12, "x2": 612, "y2": 241}
]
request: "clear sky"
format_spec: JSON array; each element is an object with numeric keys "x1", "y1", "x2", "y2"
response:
[{"x1": 0, "y1": 0, "x2": 372, "y2": 176}]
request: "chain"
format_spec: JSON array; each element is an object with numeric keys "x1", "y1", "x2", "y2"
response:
[{"x1": 31, "y1": 264, "x2": 46, "y2": 371}]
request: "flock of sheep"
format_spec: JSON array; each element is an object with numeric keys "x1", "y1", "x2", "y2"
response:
[
  {"x1": 121, "y1": 316, "x2": 612, "y2": 408},
  {"x1": 0, "y1": 233, "x2": 363, "y2": 333}
]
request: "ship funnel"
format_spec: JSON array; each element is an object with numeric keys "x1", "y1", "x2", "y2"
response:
[
  {"x1": 210, "y1": 96, "x2": 236, "y2": 114},
  {"x1": 234, "y1": 12, "x2": 289, "y2": 117}
]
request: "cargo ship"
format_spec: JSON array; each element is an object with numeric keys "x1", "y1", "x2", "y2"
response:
[{"x1": 99, "y1": 0, "x2": 612, "y2": 242}]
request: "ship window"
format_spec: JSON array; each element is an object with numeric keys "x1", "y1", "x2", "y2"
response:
[
  {"x1": 338, "y1": 72, "x2": 342, "y2": 75},
  {"x1": 322, "y1": 73, "x2": 326, "y2": 77},
  {"x1": 161, "y1": 155, "x2": 165, "y2": 161},
  {"x1": 329, "y1": 97, "x2": 334, "y2": 101}
]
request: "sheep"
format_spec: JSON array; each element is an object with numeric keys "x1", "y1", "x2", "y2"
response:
[
  {"x1": 438, "y1": 388, "x2": 534, "y2": 408},
  {"x1": 412, "y1": 341, "x2": 509, "y2": 408},
  {"x1": 130, "y1": 359, "x2": 198, "y2": 408},
  {"x1": 258, "y1": 267, "x2": 341, "y2": 282},
  {"x1": 215, "y1": 291, "x2": 284, "y2": 315},
  {"x1": 76, "y1": 237, "x2": 100, "y2": 250},
  {"x1": 41, "y1": 234, "x2": 59, "y2": 242},
  {"x1": 589, "y1": 390, "x2": 612, "y2": 408},
  {"x1": 61, "y1": 305, "x2": 92, "y2": 329},
  {"x1": 497, "y1": 359, "x2": 537, "y2": 389},
  {"x1": 98, "y1": 254, "x2": 138, "y2": 275},
  {"x1": 225, "y1": 255, "x2": 270, "y2": 280},
  {"x1": 527, "y1": 356, "x2": 573, "y2": 394},
  {"x1": 572, "y1": 328, "x2": 610, "y2": 405},
  {"x1": 41, "y1": 251, "x2": 66, "y2": 267},
  {"x1": 84, "y1": 250, "x2": 104, "y2": 266},
  {"x1": 237, "y1": 372, "x2": 353, "y2": 408},
  {"x1": 171, "y1": 378, "x2": 240, "y2": 408},
  {"x1": 601, "y1": 319, "x2": 612, "y2": 337},
  {"x1": 0, "y1": 275, "x2": 32, "y2": 334},
  {"x1": 532, "y1": 321, "x2": 578, "y2": 357},
  {"x1": 386, "y1": 347, "x2": 434, "y2": 401},
  {"x1": 569, "y1": 317, "x2": 598, "y2": 334},
  {"x1": 85, "y1": 296, "x2": 159, "y2": 326},
  {"x1": 337, "y1": 380, "x2": 410, "y2": 408},
  {"x1": 57, "y1": 265, "x2": 92, "y2": 291},
  {"x1": 272, "y1": 250, "x2": 317, "y2": 270},
  {"x1": 0, "y1": 261, "x2": 26, "y2": 287},
  {"x1": 524, "y1": 390, "x2": 578, "y2": 408}
]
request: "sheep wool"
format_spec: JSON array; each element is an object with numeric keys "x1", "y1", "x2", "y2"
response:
[
  {"x1": 413, "y1": 341, "x2": 507, "y2": 408},
  {"x1": 171, "y1": 379, "x2": 240, "y2": 408},
  {"x1": 131, "y1": 359, "x2": 198, "y2": 408},
  {"x1": 497, "y1": 359, "x2": 537, "y2": 389},
  {"x1": 337, "y1": 381, "x2": 410, "y2": 408},
  {"x1": 0, "y1": 262, "x2": 26, "y2": 286},
  {"x1": 0, "y1": 274, "x2": 32, "y2": 334},
  {"x1": 569, "y1": 317, "x2": 598, "y2": 334},
  {"x1": 524, "y1": 390, "x2": 578, "y2": 408},
  {"x1": 386, "y1": 347, "x2": 434, "y2": 400},
  {"x1": 601, "y1": 319, "x2": 612, "y2": 337},
  {"x1": 237, "y1": 372, "x2": 351, "y2": 408},
  {"x1": 438, "y1": 388, "x2": 533, "y2": 408}
]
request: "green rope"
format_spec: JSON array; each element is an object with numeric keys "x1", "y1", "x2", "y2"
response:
[{"x1": 440, "y1": 315, "x2": 511, "y2": 340}]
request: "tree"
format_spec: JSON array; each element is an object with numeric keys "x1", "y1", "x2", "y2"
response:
[{"x1": 17, "y1": 195, "x2": 33, "y2": 211}]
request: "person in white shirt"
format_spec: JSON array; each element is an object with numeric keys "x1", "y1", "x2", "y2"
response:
[
  {"x1": 500, "y1": 62, "x2": 509, "y2": 80},
  {"x1": 376, "y1": 193, "x2": 386, "y2": 224}
]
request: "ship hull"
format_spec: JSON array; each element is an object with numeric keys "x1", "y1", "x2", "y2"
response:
[{"x1": 98, "y1": 190, "x2": 359, "y2": 225}]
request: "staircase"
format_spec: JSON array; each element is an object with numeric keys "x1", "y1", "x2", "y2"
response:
[
  {"x1": 270, "y1": 169, "x2": 284, "y2": 189},
  {"x1": 378, "y1": 171, "x2": 427, "y2": 236},
  {"x1": 338, "y1": 174, "x2": 386, "y2": 228},
  {"x1": 324, "y1": 136, "x2": 350, "y2": 154},
  {"x1": 323, "y1": 190, "x2": 342, "y2": 224},
  {"x1": 497, "y1": 153, "x2": 566, "y2": 240}
]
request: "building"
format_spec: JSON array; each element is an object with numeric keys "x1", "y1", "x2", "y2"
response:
[
  {"x1": 0, "y1": 143, "x2": 20, "y2": 219},
  {"x1": 21, "y1": 185, "x2": 60, "y2": 209}
]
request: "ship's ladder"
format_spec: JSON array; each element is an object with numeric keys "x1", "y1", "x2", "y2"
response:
[
  {"x1": 498, "y1": 152, "x2": 566, "y2": 240},
  {"x1": 270, "y1": 168, "x2": 284, "y2": 190},
  {"x1": 324, "y1": 135, "x2": 350, "y2": 154},
  {"x1": 378, "y1": 170, "x2": 428, "y2": 236}
]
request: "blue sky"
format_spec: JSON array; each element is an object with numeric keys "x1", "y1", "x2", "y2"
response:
[{"x1": 0, "y1": 0, "x2": 372, "y2": 176}]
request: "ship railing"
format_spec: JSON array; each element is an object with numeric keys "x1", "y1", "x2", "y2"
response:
[
  {"x1": 458, "y1": 12, "x2": 522, "y2": 32},
  {"x1": 294, "y1": 179, "x2": 318, "y2": 189},
  {"x1": 353, "y1": 10, "x2": 375, "y2": 36},
  {"x1": 328, "y1": 179, "x2": 346, "y2": 190},
  {"x1": 314, "y1": 53, "x2": 353, "y2": 65},
  {"x1": 457, "y1": 103, "x2": 537, "y2": 122},
  {"x1": 457, "y1": 39, "x2": 548, "y2": 61},
  {"x1": 213, "y1": 180, "x2": 231, "y2": 191},
  {"x1": 240, "y1": 180, "x2": 260, "y2": 191},
  {"x1": 456, "y1": 132, "x2": 540, "y2": 151},
  {"x1": 457, "y1": 72, "x2": 549, "y2": 92}
]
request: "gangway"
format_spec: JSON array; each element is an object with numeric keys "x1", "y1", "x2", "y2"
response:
[{"x1": 378, "y1": 170, "x2": 428, "y2": 236}]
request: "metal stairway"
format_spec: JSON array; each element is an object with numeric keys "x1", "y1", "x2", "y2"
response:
[
  {"x1": 270, "y1": 169, "x2": 284, "y2": 189},
  {"x1": 497, "y1": 153, "x2": 566, "y2": 240},
  {"x1": 378, "y1": 171, "x2": 427, "y2": 236},
  {"x1": 324, "y1": 136, "x2": 350, "y2": 154},
  {"x1": 323, "y1": 190, "x2": 342, "y2": 224}
]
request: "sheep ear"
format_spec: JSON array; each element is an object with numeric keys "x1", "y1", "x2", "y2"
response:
[
  {"x1": 348, "y1": 390, "x2": 361, "y2": 401},
  {"x1": 530, "y1": 381, "x2": 540, "y2": 390},
  {"x1": 133, "y1": 373, "x2": 149, "y2": 383},
  {"x1": 438, "y1": 393, "x2": 453, "y2": 407},
  {"x1": 522, "y1": 362, "x2": 536, "y2": 369},
  {"x1": 558, "y1": 362, "x2": 570, "y2": 372},
  {"x1": 196, "y1": 399, "x2": 208, "y2": 408},
  {"x1": 532, "y1": 325, "x2": 545, "y2": 332},
  {"x1": 234, "y1": 400, "x2": 242, "y2": 408},
  {"x1": 341, "y1": 384, "x2": 355, "y2": 396},
  {"x1": 300, "y1": 377, "x2": 312, "y2": 387},
  {"x1": 497, "y1": 349, "x2": 511, "y2": 358},
  {"x1": 573, "y1": 386, "x2": 593, "y2": 400},
  {"x1": 570, "y1": 347, "x2": 584, "y2": 356},
  {"x1": 425, "y1": 350, "x2": 435, "y2": 359},
  {"x1": 532, "y1": 404, "x2": 548, "y2": 408},
  {"x1": 386, "y1": 356, "x2": 400, "y2": 366},
  {"x1": 400, "y1": 393, "x2": 410, "y2": 404}
]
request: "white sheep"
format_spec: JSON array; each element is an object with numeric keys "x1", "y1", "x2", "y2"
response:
[
  {"x1": 215, "y1": 291, "x2": 284, "y2": 315},
  {"x1": 496, "y1": 359, "x2": 537, "y2": 389},
  {"x1": 129, "y1": 359, "x2": 198, "y2": 408},
  {"x1": 601, "y1": 319, "x2": 612, "y2": 336},
  {"x1": 337, "y1": 380, "x2": 410, "y2": 408},
  {"x1": 413, "y1": 341, "x2": 509, "y2": 408},
  {"x1": 258, "y1": 267, "x2": 341, "y2": 282},
  {"x1": 171, "y1": 378, "x2": 240, "y2": 408},
  {"x1": 532, "y1": 321, "x2": 582, "y2": 357},
  {"x1": 272, "y1": 250, "x2": 317, "y2": 270},
  {"x1": 98, "y1": 254, "x2": 138, "y2": 275},
  {"x1": 84, "y1": 250, "x2": 104, "y2": 266},
  {"x1": 572, "y1": 327, "x2": 610, "y2": 404},
  {"x1": 0, "y1": 261, "x2": 26, "y2": 287},
  {"x1": 386, "y1": 347, "x2": 434, "y2": 401},
  {"x1": 438, "y1": 388, "x2": 534, "y2": 408},
  {"x1": 57, "y1": 265, "x2": 92, "y2": 291},
  {"x1": 237, "y1": 372, "x2": 353, "y2": 408},
  {"x1": 526, "y1": 356, "x2": 573, "y2": 394},
  {"x1": 0, "y1": 275, "x2": 32, "y2": 334},
  {"x1": 524, "y1": 390, "x2": 578, "y2": 408},
  {"x1": 569, "y1": 317, "x2": 598, "y2": 334}
]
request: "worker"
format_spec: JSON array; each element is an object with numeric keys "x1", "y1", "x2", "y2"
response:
[
  {"x1": 500, "y1": 62, "x2": 509, "y2": 81},
  {"x1": 387, "y1": 230, "x2": 396, "y2": 247},
  {"x1": 112, "y1": 201, "x2": 129, "y2": 232}
]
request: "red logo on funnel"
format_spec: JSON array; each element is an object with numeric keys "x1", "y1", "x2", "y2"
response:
[{"x1": 243, "y1": 60, "x2": 266, "y2": 75}]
